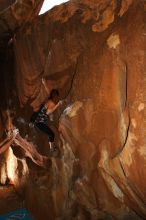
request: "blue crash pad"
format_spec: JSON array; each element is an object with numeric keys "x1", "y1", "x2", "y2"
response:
[{"x1": 0, "y1": 208, "x2": 33, "y2": 220}]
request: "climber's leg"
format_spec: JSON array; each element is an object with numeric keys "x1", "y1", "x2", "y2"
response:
[
  {"x1": 35, "y1": 122, "x2": 55, "y2": 143},
  {"x1": 35, "y1": 122, "x2": 59, "y2": 157}
]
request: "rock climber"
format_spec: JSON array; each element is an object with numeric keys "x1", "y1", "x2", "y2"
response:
[{"x1": 30, "y1": 89, "x2": 63, "y2": 154}]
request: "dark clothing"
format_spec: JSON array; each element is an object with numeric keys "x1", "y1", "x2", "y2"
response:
[
  {"x1": 30, "y1": 104, "x2": 54, "y2": 142},
  {"x1": 35, "y1": 122, "x2": 54, "y2": 142},
  {"x1": 31, "y1": 105, "x2": 48, "y2": 125}
]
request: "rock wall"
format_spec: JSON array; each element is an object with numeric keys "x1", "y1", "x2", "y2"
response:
[
  {"x1": 0, "y1": 0, "x2": 44, "y2": 35},
  {"x1": 0, "y1": 0, "x2": 146, "y2": 219}
]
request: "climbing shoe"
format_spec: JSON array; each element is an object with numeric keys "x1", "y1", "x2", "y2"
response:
[{"x1": 49, "y1": 145, "x2": 59, "y2": 157}]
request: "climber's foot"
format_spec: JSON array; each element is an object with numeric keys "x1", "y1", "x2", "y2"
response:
[{"x1": 49, "y1": 145, "x2": 59, "y2": 157}]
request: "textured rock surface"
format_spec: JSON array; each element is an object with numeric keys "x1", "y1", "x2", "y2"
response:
[
  {"x1": 0, "y1": 0, "x2": 146, "y2": 219},
  {"x1": 0, "y1": 0, "x2": 44, "y2": 34}
]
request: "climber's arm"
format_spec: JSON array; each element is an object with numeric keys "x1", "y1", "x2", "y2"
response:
[{"x1": 46, "y1": 100, "x2": 63, "y2": 115}]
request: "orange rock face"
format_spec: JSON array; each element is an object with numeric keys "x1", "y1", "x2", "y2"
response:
[{"x1": 0, "y1": 0, "x2": 146, "y2": 219}]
